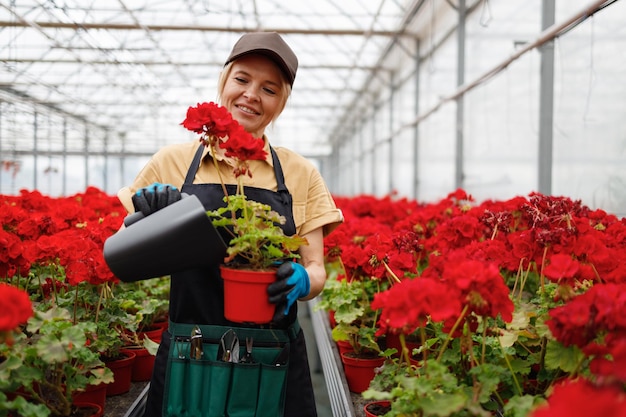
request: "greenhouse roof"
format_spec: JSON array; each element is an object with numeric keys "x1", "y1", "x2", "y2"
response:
[{"x1": 0, "y1": 0, "x2": 418, "y2": 157}]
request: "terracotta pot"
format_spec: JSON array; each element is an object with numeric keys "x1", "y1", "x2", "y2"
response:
[
  {"x1": 71, "y1": 402, "x2": 103, "y2": 417},
  {"x1": 153, "y1": 318, "x2": 169, "y2": 331},
  {"x1": 105, "y1": 350, "x2": 136, "y2": 396},
  {"x1": 340, "y1": 351, "x2": 385, "y2": 393},
  {"x1": 385, "y1": 333, "x2": 421, "y2": 357},
  {"x1": 364, "y1": 400, "x2": 391, "y2": 417},
  {"x1": 328, "y1": 310, "x2": 337, "y2": 328},
  {"x1": 121, "y1": 346, "x2": 156, "y2": 382},
  {"x1": 72, "y1": 382, "x2": 107, "y2": 411},
  {"x1": 336, "y1": 339, "x2": 353, "y2": 356},
  {"x1": 220, "y1": 266, "x2": 277, "y2": 324},
  {"x1": 138, "y1": 325, "x2": 165, "y2": 343}
]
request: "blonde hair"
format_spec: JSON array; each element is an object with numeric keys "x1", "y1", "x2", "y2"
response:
[{"x1": 217, "y1": 60, "x2": 291, "y2": 123}]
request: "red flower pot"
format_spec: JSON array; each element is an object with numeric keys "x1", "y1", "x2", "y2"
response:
[
  {"x1": 121, "y1": 346, "x2": 156, "y2": 382},
  {"x1": 340, "y1": 351, "x2": 385, "y2": 393},
  {"x1": 138, "y1": 325, "x2": 164, "y2": 343},
  {"x1": 385, "y1": 333, "x2": 422, "y2": 358},
  {"x1": 72, "y1": 382, "x2": 107, "y2": 411},
  {"x1": 336, "y1": 339, "x2": 353, "y2": 356},
  {"x1": 328, "y1": 310, "x2": 337, "y2": 328},
  {"x1": 72, "y1": 402, "x2": 103, "y2": 417},
  {"x1": 364, "y1": 400, "x2": 391, "y2": 417},
  {"x1": 220, "y1": 266, "x2": 276, "y2": 324},
  {"x1": 105, "y1": 350, "x2": 136, "y2": 396}
]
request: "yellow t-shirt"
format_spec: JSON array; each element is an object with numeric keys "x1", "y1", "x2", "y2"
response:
[{"x1": 118, "y1": 139, "x2": 343, "y2": 237}]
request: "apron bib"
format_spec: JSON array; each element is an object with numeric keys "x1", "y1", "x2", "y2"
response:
[{"x1": 144, "y1": 145, "x2": 318, "y2": 417}]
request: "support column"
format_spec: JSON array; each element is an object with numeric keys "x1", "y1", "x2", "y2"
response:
[
  {"x1": 538, "y1": 0, "x2": 556, "y2": 194},
  {"x1": 33, "y1": 111, "x2": 38, "y2": 190},
  {"x1": 455, "y1": 0, "x2": 466, "y2": 189},
  {"x1": 413, "y1": 38, "x2": 421, "y2": 199}
]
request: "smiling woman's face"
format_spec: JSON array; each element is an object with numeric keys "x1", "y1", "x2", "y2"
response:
[{"x1": 219, "y1": 54, "x2": 288, "y2": 139}]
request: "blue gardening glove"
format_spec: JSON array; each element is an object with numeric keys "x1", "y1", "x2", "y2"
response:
[
  {"x1": 267, "y1": 262, "x2": 310, "y2": 317},
  {"x1": 131, "y1": 182, "x2": 181, "y2": 217}
]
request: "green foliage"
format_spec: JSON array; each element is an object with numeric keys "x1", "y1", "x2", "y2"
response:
[
  {"x1": 0, "y1": 308, "x2": 113, "y2": 417},
  {"x1": 503, "y1": 395, "x2": 546, "y2": 417},
  {"x1": 317, "y1": 265, "x2": 384, "y2": 354},
  {"x1": 0, "y1": 392, "x2": 51, "y2": 417},
  {"x1": 209, "y1": 194, "x2": 307, "y2": 270},
  {"x1": 544, "y1": 339, "x2": 586, "y2": 374}
]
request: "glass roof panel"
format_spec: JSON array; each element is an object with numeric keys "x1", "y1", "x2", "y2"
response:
[{"x1": 1, "y1": 0, "x2": 414, "y2": 157}]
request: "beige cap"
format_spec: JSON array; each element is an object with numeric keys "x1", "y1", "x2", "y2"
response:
[{"x1": 225, "y1": 32, "x2": 298, "y2": 86}]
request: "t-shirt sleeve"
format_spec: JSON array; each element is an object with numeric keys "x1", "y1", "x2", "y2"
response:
[
  {"x1": 296, "y1": 168, "x2": 344, "y2": 237},
  {"x1": 116, "y1": 143, "x2": 191, "y2": 213}
]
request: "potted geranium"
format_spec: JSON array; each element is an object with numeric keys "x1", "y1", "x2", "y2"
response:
[
  {"x1": 179, "y1": 102, "x2": 308, "y2": 323},
  {"x1": 0, "y1": 288, "x2": 114, "y2": 417},
  {"x1": 104, "y1": 102, "x2": 308, "y2": 323}
]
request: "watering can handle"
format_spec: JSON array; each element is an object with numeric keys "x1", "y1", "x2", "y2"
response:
[{"x1": 123, "y1": 193, "x2": 190, "y2": 227}]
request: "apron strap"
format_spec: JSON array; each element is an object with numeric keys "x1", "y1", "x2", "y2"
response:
[
  {"x1": 184, "y1": 144, "x2": 205, "y2": 186},
  {"x1": 184, "y1": 145, "x2": 290, "y2": 196},
  {"x1": 270, "y1": 147, "x2": 291, "y2": 206}
]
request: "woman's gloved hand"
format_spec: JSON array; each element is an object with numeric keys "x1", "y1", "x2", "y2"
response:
[
  {"x1": 267, "y1": 261, "x2": 311, "y2": 317},
  {"x1": 131, "y1": 182, "x2": 182, "y2": 217}
]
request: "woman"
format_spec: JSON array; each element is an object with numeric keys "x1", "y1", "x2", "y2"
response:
[{"x1": 117, "y1": 32, "x2": 343, "y2": 417}]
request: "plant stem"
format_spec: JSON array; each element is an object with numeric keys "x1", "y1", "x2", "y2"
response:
[
  {"x1": 382, "y1": 260, "x2": 402, "y2": 284},
  {"x1": 72, "y1": 285, "x2": 79, "y2": 325},
  {"x1": 399, "y1": 333, "x2": 411, "y2": 365},
  {"x1": 436, "y1": 305, "x2": 469, "y2": 362},
  {"x1": 208, "y1": 141, "x2": 230, "y2": 201},
  {"x1": 501, "y1": 344, "x2": 523, "y2": 395},
  {"x1": 420, "y1": 324, "x2": 428, "y2": 364},
  {"x1": 539, "y1": 246, "x2": 548, "y2": 294}
]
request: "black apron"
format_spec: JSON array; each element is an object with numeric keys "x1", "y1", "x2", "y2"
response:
[{"x1": 143, "y1": 145, "x2": 317, "y2": 417}]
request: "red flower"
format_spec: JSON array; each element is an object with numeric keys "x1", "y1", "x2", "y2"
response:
[
  {"x1": 547, "y1": 283, "x2": 626, "y2": 350},
  {"x1": 219, "y1": 124, "x2": 265, "y2": 160},
  {"x1": 181, "y1": 102, "x2": 235, "y2": 139},
  {"x1": 181, "y1": 102, "x2": 268, "y2": 178},
  {"x1": 530, "y1": 379, "x2": 626, "y2": 417},
  {"x1": 441, "y1": 257, "x2": 514, "y2": 323},
  {"x1": 0, "y1": 283, "x2": 33, "y2": 332},
  {"x1": 0, "y1": 229, "x2": 31, "y2": 277},
  {"x1": 543, "y1": 253, "x2": 580, "y2": 282},
  {"x1": 372, "y1": 277, "x2": 461, "y2": 336}
]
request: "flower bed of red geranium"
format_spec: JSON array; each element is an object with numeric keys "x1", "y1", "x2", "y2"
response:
[
  {"x1": 324, "y1": 189, "x2": 626, "y2": 417},
  {"x1": 0, "y1": 186, "x2": 125, "y2": 286},
  {"x1": 2, "y1": 187, "x2": 626, "y2": 416}
]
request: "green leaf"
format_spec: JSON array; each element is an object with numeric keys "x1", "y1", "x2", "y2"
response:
[
  {"x1": 1, "y1": 394, "x2": 51, "y2": 417},
  {"x1": 503, "y1": 395, "x2": 546, "y2": 417},
  {"x1": 544, "y1": 340, "x2": 584, "y2": 373},
  {"x1": 499, "y1": 329, "x2": 518, "y2": 348},
  {"x1": 419, "y1": 391, "x2": 467, "y2": 416}
]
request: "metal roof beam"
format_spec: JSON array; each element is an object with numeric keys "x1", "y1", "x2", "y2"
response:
[
  {"x1": 1, "y1": 58, "x2": 385, "y2": 71},
  {"x1": 0, "y1": 20, "x2": 418, "y2": 37}
]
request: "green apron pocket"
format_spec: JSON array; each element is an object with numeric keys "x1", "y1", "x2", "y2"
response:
[
  {"x1": 207, "y1": 360, "x2": 232, "y2": 417},
  {"x1": 163, "y1": 322, "x2": 296, "y2": 417},
  {"x1": 164, "y1": 358, "x2": 186, "y2": 417},
  {"x1": 227, "y1": 362, "x2": 261, "y2": 417},
  {"x1": 256, "y1": 362, "x2": 289, "y2": 415},
  {"x1": 186, "y1": 360, "x2": 205, "y2": 417}
]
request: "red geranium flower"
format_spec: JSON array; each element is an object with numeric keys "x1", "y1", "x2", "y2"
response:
[
  {"x1": 0, "y1": 283, "x2": 33, "y2": 332},
  {"x1": 530, "y1": 379, "x2": 626, "y2": 417},
  {"x1": 181, "y1": 101, "x2": 268, "y2": 178}
]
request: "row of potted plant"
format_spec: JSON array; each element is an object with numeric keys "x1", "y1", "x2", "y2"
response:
[
  {"x1": 1, "y1": 188, "x2": 168, "y2": 417},
  {"x1": 2, "y1": 185, "x2": 625, "y2": 416},
  {"x1": 318, "y1": 190, "x2": 626, "y2": 417}
]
